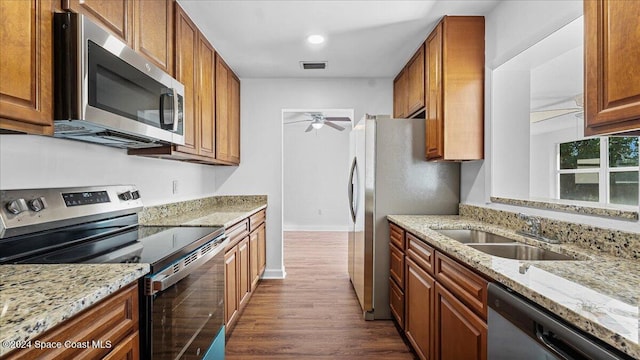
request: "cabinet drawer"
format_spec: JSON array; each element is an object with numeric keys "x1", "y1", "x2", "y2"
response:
[
  {"x1": 406, "y1": 233, "x2": 435, "y2": 276},
  {"x1": 389, "y1": 242, "x2": 405, "y2": 289},
  {"x1": 389, "y1": 222, "x2": 405, "y2": 250},
  {"x1": 389, "y1": 277, "x2": 405, "y2": 328},
  {"x1": 5, "y1": 283, "x2": 138, "y2": 360},
  {"x1": 435, "y1": 252, "x2": 488, "y2": 319},
  {"x1": 226, "y1": 218, "x2": 249, "y2": 250},
  {"x1": 249, "y1": 209, "x2": 266, "y2": 231}
]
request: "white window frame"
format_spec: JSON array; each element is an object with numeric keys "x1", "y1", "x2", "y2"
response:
[{"x1": 556, "y1": 137, "x2": 639, "y2": 205}]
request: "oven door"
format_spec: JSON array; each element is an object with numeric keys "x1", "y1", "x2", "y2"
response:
[{"x1": 143, "y1": 237, "x2": 226, "y2": 360}]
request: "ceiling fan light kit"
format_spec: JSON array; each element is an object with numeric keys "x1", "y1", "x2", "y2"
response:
[{"x1": 285, "y1": 112, "x2": 351, "y2": 133}]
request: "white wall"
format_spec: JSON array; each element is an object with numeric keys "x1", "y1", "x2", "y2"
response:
[
  {"x1": 283, "y1": 112, "x2": 353, "y2": 231},
  {"x1": 0, "y1": 135, "x2": 216, "y2": 205},
  {"x1": 491, "y1": 69, "x2": 530, "y2": 199},
  {"x1": 214, "y1": 78, "x2": 392, "y2": 278},
  {"x1": 462, "y1": 0, "x2": 640, "y2": 232}
]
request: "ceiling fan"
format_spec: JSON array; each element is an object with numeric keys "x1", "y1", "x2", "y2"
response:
[
  {"x1": 284, "y1": 112, "x2": 351, "y2": 132},
  {"x1": 530, "y1": 93, "x2": 584, "y2": 123}
]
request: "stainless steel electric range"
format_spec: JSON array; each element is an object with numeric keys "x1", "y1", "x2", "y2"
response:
[{"x1": 0, "y1": 185, "x2": 227, "y2": 360}]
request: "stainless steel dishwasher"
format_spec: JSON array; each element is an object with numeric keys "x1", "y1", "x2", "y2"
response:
[{"x1": 488, "y1": 283, "x2": 632, "y2": 360}]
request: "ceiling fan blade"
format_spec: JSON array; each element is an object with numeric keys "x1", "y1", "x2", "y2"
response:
[
  {"x1": 284, "y1": 119, "x2": 312, "y2": 124},
  {"x1": 530, "y1": 108, "x2": 581, "y2": 123},
  {"x1": 305, "y1": 124, "x2": 314, "y2": 132},
  {"x1": 324, "y1": 117, "x2": 351, "y2": 122},
  {"x1": 324, "y1": 121, "x2": 345, "y2": 131}
]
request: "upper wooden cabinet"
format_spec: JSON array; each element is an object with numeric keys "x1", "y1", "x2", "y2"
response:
[
  {"x1": 64, "y1": 0, "x2": 174, "y2": 75},
  {"x1": 174, "y1": 4, "x2": 199, "y2": 155},
  {"x1": 130, "y1": 2, "x2": 240, "y2": 165},
  {"x1": 0, "y1": 0, "x2": 53, "y2": 135},
  {"x1": 393, "y1": 70, "x2": 409, "y2": 118},
  {"x1": 584, "y1": 0, "x2": 640, "y2": 135},
  {"x1": 407, "y1": 45, "x2": 426, "y2": 115},
  {"x1": 134, "y1": 0, "x2": 174, "y2": 75},
  {"x1": 63, "y1": 0, "x2": 133, "y2": 45},
  {"x1": 216, "y1": 55, "x2": 241, "y2": 164},
  {"x1": 393, "y1": 45, "x2": 425, "y2": 118},
  {"x1": 425, "y1": 16, "x2": 484, "y2": 161}
]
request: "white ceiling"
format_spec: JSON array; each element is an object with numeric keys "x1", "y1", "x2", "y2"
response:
[{"x1": 177, "y1": 0, "x2": 500, "y2": 78}]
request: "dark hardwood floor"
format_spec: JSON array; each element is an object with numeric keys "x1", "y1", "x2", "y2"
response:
[{"x1": 225, "y1": 231, "x2": 415, "y2": 359}]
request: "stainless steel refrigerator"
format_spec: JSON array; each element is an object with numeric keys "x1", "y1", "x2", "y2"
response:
[{"x1": 347, "y1": 115, "x2": 460, "y2": 320}]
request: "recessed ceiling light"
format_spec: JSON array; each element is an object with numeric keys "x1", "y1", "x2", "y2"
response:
[{"x1": 307, "y1": 34, "x2": 325, "y2": 45}]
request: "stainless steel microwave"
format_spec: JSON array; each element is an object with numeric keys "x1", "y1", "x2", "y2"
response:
[{"x1": 53, "y1": 12, "x2": 185, "y2": 148}]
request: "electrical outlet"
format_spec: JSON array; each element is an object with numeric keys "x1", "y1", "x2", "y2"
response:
[{"x1": 172, "y1": 180, "x2": 178, "y2": 194}]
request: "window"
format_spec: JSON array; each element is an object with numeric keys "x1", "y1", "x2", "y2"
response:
[{"x1": 557, "y1": 137, "x2": 638, "y2": 206}]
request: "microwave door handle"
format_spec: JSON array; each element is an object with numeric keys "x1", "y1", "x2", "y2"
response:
[
  {"x1": 171, "y1": 87, "x2": 179, "y2": 132},
  {"x1": 159, "y1": 92, "x2": 171, "y2": 130}
]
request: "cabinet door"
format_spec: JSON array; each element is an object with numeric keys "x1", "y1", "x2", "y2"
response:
[
  {"x1": 198, "y1": 34, "x2": 216, "y2": 158},
  {"x1": 435, "y1": 283, "x2": 487, "y2": 360},
  {"x1": 228, "y1": 73, "x2": 241, "y2": 164},
  {"x1": 102, "y1": 332, "x2": 139, "y2": 360},
  {"x1": 238, "y1": 237, "x2": 251, "y2": 309},
  {"x1": 585, "y1": 0, "x2": 640, "y2": 135},
  {"x1": 389, "y1": 277, "x2": 405, "y2": 329},
  {"x1": 258, "y1": 223, "x2": 266, "y2": 275},
  {"x1": 0, "y1": 0, "x2": 53, "y2": 134},
  {"x1": 249, "y1": 230, "x2": 260, "y2": 291},
  {"x1": 134, "y1": 0, "x2": 173, "y2": 75},
  {"x1": 224, "y1": 247, "x2": 239, "y2": 327},
  {"x1": 174, "y1": 5, "x2": 199, "y2": 154},
  {"x1": 425, "y1": 23, "x2": 444, "y2": 160},
  {"x1": 389, "y1": 243, "x2": 405, "y2": 288},
  {"x1": 407, "y1": 45, "x2": 426, "y2": 116},
  {"x1": 405, "y1": 258, "x2": 435, "y2": 360},
  {"x1": 394, "y1": 70, "x2": 408, "y2": 118},
  {"x1": 215, "y1": 56, "x2": 231, "y2": 161},
  {"x1": 63, "y1": 0, "x2": 132, "y2": 45}
]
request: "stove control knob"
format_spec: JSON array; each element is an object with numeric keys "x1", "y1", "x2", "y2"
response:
[
  {"x1": 28, "y1": 197, "x2": 47, "y2": 212},
  {"x1": 131, "y1": 190, "x2": 140, "y2": 200},
  {"x1": 6, "y1": 199, "x2": 28, "y2": 215},
  {"x1": 118, "y1": 191, "x2": 132, "y2": 201}
]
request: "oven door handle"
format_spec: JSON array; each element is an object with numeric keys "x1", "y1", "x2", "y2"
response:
[{"x1": 146, "y1": 236, "x2": 227, "y2": 295}]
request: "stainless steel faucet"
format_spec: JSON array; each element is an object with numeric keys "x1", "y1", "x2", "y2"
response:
[
  {"x1": 518, "y1": 213, "x2": 541, "y2": 237},
  {"x1": 517, "y1": 213, "x2": 559, "y2": 244}
]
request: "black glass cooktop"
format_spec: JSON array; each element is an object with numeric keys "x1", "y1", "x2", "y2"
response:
[{"x1": 0, "y1": 215, "x2": 224, "y2": 273}]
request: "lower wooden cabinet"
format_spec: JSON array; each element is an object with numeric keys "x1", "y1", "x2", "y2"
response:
[
  {"x1": 405, "y1": 257, "x2": 435, "y2": 360},
  {"x1": 257, "y1": 223, "x2": 266, "y2": 275},
  {"x1": 388, "y1": 221, "x2": 488, "y2": 360},
  {"x1": 224, "y1": 247, "x2": 239, "y2": 327},
  {"x1": 225, "y1": 209, "x2": 267, "y2": 335},
  {"x1": 4, "y1": 283, "x2": 139, "y2": 360},
  {"x1": 238, "y1": 237, "x2": 251, "y2": 309},
  {"x1": 102, "y1": 332, "x2": 140, "y2": 360},
  {"x1": 249, "y1": 221, "x2": 266, "y2": 291},
  {"x1": 389, "y1": 278, "x2": 405, "y2": 328},
  {"x1": 435, "y1": 283, "x2": 487, "y2": 360}
]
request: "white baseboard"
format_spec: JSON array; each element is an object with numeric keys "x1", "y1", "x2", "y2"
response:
[
  {"x1": 261, "y1": 267, "x2": 286, "y2": 279},
  {"x1": 283, "y1": 225, "x2": 350, "y2": 232}
]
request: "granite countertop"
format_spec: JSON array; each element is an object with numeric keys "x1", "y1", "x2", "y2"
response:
[
  {"x1": 0, "y1": 264, "x2": 149, "y2": 357},
  {"x1": 139, "y1": 195, "x2": 267, "y2": 228},
  {"x1": 387, "y1": 215, "x2": 640, "y2": 359}
]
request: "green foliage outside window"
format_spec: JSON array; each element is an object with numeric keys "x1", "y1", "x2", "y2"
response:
[{"x1": 559, "y1": 138, "x2": 600, "y2": 169}]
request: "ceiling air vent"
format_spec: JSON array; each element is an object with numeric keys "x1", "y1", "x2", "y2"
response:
[{"x1": 300, "y1": 61, "x2": 327, "y2": 70}]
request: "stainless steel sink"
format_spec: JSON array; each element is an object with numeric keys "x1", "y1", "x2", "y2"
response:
[
  {"x1": 435, "y1": 229, "x2": 518, "y2": 244},
  {"x1": 466, "y1": 243, "x2": 575, "y2": 261}
]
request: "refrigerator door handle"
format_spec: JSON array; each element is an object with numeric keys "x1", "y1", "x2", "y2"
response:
[{"x1": 348, "y1": 157, "x2": 358, "y2": 221}]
